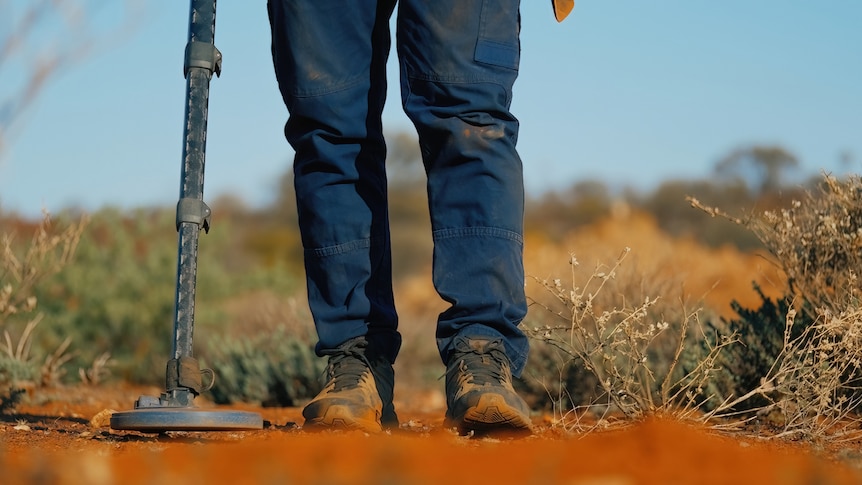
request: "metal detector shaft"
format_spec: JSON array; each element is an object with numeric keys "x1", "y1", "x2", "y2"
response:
[
  {"x1": 112, "y1": 0, "x2": 261, "y2": 430},
  {"x1": 156, "y1": 0, "x2": 223, "y2": 408},
  {"x1": 174, "y1": 0, "x2": 220, "y2": 362}
]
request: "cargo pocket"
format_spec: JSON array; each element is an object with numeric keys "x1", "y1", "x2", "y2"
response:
[{"x1": 474, "y1": 0, "x2": 521, "y2": 71}]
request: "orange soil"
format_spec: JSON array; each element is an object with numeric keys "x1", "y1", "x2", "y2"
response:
[{"x1": 2, "y1": 386, "x2": 860, "y2": 485}]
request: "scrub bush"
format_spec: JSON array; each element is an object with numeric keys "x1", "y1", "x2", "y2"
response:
[
  {"x1": 203, "y1": 325, "x2": 323, "y2": 406},
  {"x1": 685, "y1": 173, "x2": 862, "y2": 441},
  {"x1": 524, "y1": 249, "x2": 735, "y2": 430},
  {"x1": 31, "y1": 207, "x2": 302, "y2": 384},
  {"x1": 1, "y1": 213, "x2": 85, "y2": 408},
  {"x1": 527, "y1": 173, "x2": 862, "y2": 439}
]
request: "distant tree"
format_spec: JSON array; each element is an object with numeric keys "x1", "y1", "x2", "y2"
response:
[
  {"x1": 714, "y1": 145, "x2": 800, "y2": 194},
  {"x1": 635, "y1": 178, "x2": 765, "y2": 249},
  {"x1": 526, "y1": 179, "x2": 612, "y2": 240}
]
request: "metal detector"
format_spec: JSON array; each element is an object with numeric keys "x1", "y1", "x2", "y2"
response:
[{"x1": 111, "y1": 0, "x2": 263, "y2": 432}]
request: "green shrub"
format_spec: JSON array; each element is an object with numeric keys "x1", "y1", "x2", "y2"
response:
[
  {"x1": 32, "y1": 208, "x2": 179, "y2": 383},
  {"x1": 203, "y1": 326, "x2": 323, "y2": 406},
  {"x1": 0, "y1": 356, "x2": 38, "y2": 387},
  {"x1": 681, "y1": 285, "x2": 811, "y2": 412},
  {"x1": 31, "y1": 207, "x2": 302, "y2": 384}
]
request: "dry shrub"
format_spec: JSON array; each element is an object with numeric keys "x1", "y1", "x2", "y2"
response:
[
  {"x1": 1, "y1": 213, "x2": 86, "y2": 319},
  {"x1": 689, "y1": 173, "x2": 862, "y2": 442},
  {"x1": 520, "y1": 211, "x2": 782, "y2": 425},
  {"x1": 749, "y1": 174, "x2": 862, "y2": 312},
  {"x1": 526, "y1": 247, "x2": 739, "y2": 431},
  {"x1": 757, "y1": 307, "x2": 862, "y2": 441},
  {"x1": 1, "y1": 213, "x2": 86, "y2": 406}
]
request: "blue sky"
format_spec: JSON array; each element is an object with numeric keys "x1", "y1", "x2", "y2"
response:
[{"x1": 1, "y1": 1, "x2": 860, "y2": 217}]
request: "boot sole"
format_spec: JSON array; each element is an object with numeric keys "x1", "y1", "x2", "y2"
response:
[
  {"x1": 303, "y1": 404, "x2": 383, "y2": 434},
  {"x1": 451, "y1": 393, "x2": 533, "y2": 436}
]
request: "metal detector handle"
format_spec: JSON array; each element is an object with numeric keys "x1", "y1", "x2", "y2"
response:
[{"x1": 172, "y1": 0, "x2": 220, "y2": 368}]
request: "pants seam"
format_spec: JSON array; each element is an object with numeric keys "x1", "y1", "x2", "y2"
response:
[
  {"x1": 432, "y1": 226, "x2": 523, "y2": 245},
  {"x1": 305, "y1": 236, "x2": 384, "y2": 258}
]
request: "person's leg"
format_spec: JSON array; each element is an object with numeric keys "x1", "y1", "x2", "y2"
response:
[
  {"x1": 396, "y1": 0, "x2": 532, "y2": 434},
  {"x1": 268, "y1": 0, "x2": 399, "y2": 432}
]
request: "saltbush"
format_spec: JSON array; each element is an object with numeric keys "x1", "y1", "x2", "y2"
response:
[
  {"x1": 203, "y1": 326, "x2": 323, "y2": 406},
  {"x1": 31, "y1": 207, "x2": 301, "y2": 384}
]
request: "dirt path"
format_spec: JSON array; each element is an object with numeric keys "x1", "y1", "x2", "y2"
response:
[{"x1": 1, "y1": 385, "x2": 861, "y2": 484}]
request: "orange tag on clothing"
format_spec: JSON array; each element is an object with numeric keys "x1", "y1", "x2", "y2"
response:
[{"x1": 552, "y1": 0, "x2": 574, "y2": 22}]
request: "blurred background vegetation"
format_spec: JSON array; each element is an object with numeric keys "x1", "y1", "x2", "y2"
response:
[{"x1": 0, "y1": 129, "x2": 829, "y2": 407}]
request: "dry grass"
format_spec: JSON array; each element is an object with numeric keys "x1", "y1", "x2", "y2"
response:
[
  {"x1": 679, "y1": 174, "x2": 862, "y2": 442},
  {"x1": 751, "y1": 175, "x2": 862, "y2": 313},
  {"x1": 747, "y1": 307, "x2": 862, "y2": 442},
  {"x1": 1, "y1": 212, "x2": 87, "y2": 392},
  {"x1": 526, "y1": 247, "x2": 743, "y2": 432}
]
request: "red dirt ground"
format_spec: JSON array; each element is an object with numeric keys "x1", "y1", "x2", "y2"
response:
[{"x1": 2, "y1": 385, "x2": 861, "y2": 484}]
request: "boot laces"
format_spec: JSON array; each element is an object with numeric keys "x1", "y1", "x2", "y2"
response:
[
  {"x1": 457, "y1": 346, "x2": 509, "y2": 387},
  {"x1": 325, "y1": 345, "x2": 373, "y2": 392}
]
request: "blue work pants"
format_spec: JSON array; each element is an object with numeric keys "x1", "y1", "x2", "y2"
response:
[{"x1": 267, "y1": 0, "x2": 528, "y2": 375}]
